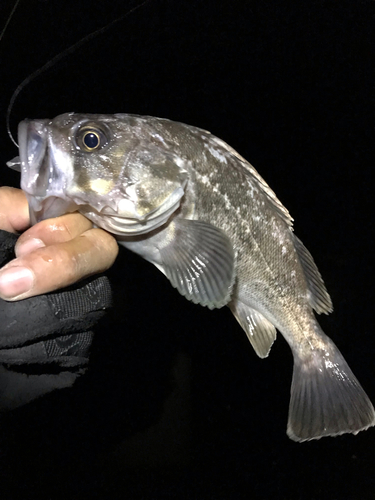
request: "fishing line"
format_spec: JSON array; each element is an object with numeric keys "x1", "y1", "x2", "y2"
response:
[
  {"x1": 0, "y1": 0, "x2": 21, "y2": 43},
  {"x1": 4, "y1": 0, "x2": 154, "y2": 148}
]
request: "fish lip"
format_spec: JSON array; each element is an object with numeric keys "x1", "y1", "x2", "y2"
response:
[
  {"x1": 19, "y1": 119, "x2": 50, "y2": 196},
  {"x1": 18, "y1": 118, "x2": 77, "y2": 224},
  {"x1": 26, "y1": 192, "x2": 78, "y2": 226},
  {"x1": 27, "y1": 195, "x2": 78, "y2": 224},
  {"x1": 79, "y1": 186, "x2": 185, "y2": 236}
]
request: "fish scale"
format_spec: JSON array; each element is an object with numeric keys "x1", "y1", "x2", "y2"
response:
[{"x1": 8, "y1": 112, "x2": 375, "y2": 442}]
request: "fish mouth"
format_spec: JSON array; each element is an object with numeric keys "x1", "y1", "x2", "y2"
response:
[
  {"x1": 27, "y1": 195, "x2": 79, "y2": 225},
  {"x1": 78, "y1": 186, "x2": 185, "y2": 235},
  {"x1": 18, "y1": 118, "x2": 78, "y2": 224},
  {"x1": 19, "y1": 119, "x2": 49, "y2": 196},
  {"x1": 27, "y1": 186, "x2": 185, "y2": 236}
]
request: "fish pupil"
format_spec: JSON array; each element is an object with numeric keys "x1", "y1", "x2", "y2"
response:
[{"x1": 84, "y1": 131, "x2": 99, "y2": 149}]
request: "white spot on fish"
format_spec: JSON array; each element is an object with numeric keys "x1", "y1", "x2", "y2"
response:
[
  {"x1": 117, "y1": 197, "x2": 137, "y2": 217},
  {"x1": 89, "y1": 178, "x2": 113, "y2": 194},
  {"x1": 207, "y1": 146, "x2": 228, "y2": 164},
  {"x1": 175, "y1": 157, "x2": 186, "y2": 168},
  {"x1": 223, "y1": 193, "x2": 231, "y2": 209},
  {"x1": 153, "y1": 133, "x2": 168, "y2": 146},
  {"x1": 201, "y1": 174, "x2": 210, "y2": 185}
]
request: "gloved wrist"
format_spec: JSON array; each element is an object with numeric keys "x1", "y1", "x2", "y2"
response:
[{"x1": 0, "y1": 229, "x2": 112, "y2": 410}]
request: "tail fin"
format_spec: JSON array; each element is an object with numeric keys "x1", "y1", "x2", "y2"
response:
[{"x1": 287, "y1": 344, "x2": 375, "y2": 442}]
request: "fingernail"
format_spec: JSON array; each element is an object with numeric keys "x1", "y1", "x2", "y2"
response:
[
  {"x1": 0, "y1": 267, "x2": 34, "y2": 299},
  {"x1": 16, "y1": 238, "x2": 45, "y2": 257}
]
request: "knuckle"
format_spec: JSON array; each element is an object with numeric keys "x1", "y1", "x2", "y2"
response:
[
  {"x1": 22, "y1": 219, "x2": 57, "y2": 239},
  {"x1": 29, "y1": 213, "x2": 92, "y2": 243},
  {"x1": 43, "y1": 219, "x2": 73, "y2": 238},
  {"x1": 93, "y1": 229, "x2": 118, "y2": 258},
  {"x1": 34, "y1": 245, "x2": 78, "y2": 282},
  {"x1": 0, "y1": 186, "x2": 18, "y2": 202},
  {"x1": 0, "y1": 188, "x2": 29, "y2": 233},
  {"x1": 0, "y1": 186, "x2": 9, "y2": 204},
  {"x1": 57, "y1": 219, "x2": 75, "y2": 239},
  {"x1": 82, "y1": 229, "x2": 119, "y2": 270}
]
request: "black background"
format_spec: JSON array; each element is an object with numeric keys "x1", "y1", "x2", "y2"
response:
[{"x1": 0, "y1": 0, "x2": 374, "y2": 498}]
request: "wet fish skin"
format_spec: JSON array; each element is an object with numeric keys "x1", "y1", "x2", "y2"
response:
[{"x1": 10, "y1": 112, "x2": 375, "y2": 441}]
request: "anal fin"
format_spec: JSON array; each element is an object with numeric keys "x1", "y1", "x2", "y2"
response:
[{"x1": 230, "y1": 300, "x2": 277, "y2": 358}]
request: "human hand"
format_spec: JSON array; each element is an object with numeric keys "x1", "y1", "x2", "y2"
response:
[
  {"x1": 0, "y1": 187, "x2": 119, "y2": 301},
  {"x1": 0, "y1": 187, "x2": 115, "y2": 410}
]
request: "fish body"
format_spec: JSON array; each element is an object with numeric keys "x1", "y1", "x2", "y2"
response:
[{"x1": 10, "y1": 112, "x2": 375, "y2": 441}]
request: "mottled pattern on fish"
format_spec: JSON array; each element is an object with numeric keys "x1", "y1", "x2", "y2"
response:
[
  {"x1": 10, "y1": 113, "x2": 375, "y2": 442},
  {"x1": 117, "y1": 117, "x2": 327, "y2": 354}
]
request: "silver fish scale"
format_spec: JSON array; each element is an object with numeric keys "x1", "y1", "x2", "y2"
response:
[{"x1": 152, "y1": 119, "x2": 315, "y2": 350}]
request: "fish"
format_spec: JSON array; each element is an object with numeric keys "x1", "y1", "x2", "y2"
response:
[{"x1": 8, "y1": 112, "x2": 375, "y2": 442}]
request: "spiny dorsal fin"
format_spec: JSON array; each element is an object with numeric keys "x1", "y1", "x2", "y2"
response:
[
  {"x1": 293, "y1": 234, "x2": 333, "y2": 314},
  {"x1": 211, "y1": 136, "x2": 294, "y2": 228}
]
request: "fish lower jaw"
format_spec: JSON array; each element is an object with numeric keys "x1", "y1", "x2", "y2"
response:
[
  {"x1": 27, "y1": 195, "x2": 78, "y2": 224},
  {"x1": 80, "y1": 201, "x2": 179, "y2": 236},
  {"x1": 78, "y1": 187, "x2": 184, "y2": 236}
]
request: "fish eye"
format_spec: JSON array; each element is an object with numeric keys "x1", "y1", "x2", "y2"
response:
[
  {"x1": 83, "y1": 131, "x2": 100, "y2": 150},
  {"x1": 75, "y1": 125, "x2": 109, "y2": 152}
]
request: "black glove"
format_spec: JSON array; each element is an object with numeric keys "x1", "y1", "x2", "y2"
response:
[{"x1": 0, "y1": 230, "x2": 112, "y2": 410}]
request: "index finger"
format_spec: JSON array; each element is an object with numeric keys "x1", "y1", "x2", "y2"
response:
[{"x1": 0, "y1": 187, "x2": 30, "y2": 233}]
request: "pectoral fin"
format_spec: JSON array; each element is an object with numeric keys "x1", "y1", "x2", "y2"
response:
[
  {"x1": 230, "y1": 300, "x2": 277, "y2": 358},
  {"x1": 159, "y1": 219, "x2": 235, "y2": 309}
]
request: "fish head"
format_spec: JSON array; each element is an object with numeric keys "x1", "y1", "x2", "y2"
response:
[{"x1": 16, "y1": 113, "x2": 188, "y2": 235}]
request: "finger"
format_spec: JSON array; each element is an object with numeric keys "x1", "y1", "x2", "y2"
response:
[
  {"x1": 0, "y1": 228, "x2": 119, "y2": 301},
  {"x1": 15, "y1": 212, "x2": 93, "y2": 257},
  {"x1": 0, "y1": 187, "x2": 30, "y2": 233}
]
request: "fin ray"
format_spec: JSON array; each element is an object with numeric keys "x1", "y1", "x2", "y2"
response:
[
  {"x1": 210, "y1": 136, "x2": 294, "y2": 228},
  {"x1": 288, "y1": 343, "x2": 375, "y2": 442},
  {"x1": 293, "y1": 234, "x2": 333, "y2": 314},
  {"x1": 230, "y1": 300, "x2": 277, "y2": 358},
  {"x1": 159, "y1": 219, "x2": 236, "y2": 309}
]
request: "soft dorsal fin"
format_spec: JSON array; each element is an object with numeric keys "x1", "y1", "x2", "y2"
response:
[{"x1": 293, "y1": 234, "x2": 333, "y2": 314}]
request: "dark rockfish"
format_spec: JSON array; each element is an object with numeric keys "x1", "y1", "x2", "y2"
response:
[{"x1": 9, "y1": 113, "x2": 375, "y2": 441}]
